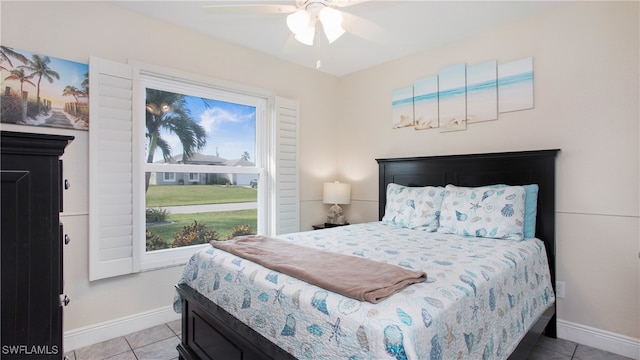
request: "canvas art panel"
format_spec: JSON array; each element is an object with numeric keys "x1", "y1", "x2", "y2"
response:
[
  {"x1": 413, "y1": 75, "x2": 439, "y2": 130},
  {"x1": 498, "y1": 57, "x2": 533, "y2": 113},
  {"x1": 438, "y1": 63, "x2": 466, "y2": 132},
  {"x1": 466, "y1": 60, "x2": 498, "y2": 123},
  {"x1": 0, "y1": 47, "x2": 89, "y2": 130},
  {"x1": 391, "y1": 86, "x2": 414, "y2": 129},
  {"x1": 390, "y1": 57, "x2": 534, "y2": 133}
]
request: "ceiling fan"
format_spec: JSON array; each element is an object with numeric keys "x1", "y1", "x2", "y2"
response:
[{"x1": 203, "y1": 1, "x2": 367, "y2": 46}]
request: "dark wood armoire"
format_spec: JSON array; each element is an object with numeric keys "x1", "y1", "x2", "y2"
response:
[{"x1": 1, "y1": 131, "x2": 74, "y2": 358}]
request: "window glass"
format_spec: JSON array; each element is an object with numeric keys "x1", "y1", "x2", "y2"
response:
[{"x1": 143, "y1": 86, "x2": 260, "y2": 252}]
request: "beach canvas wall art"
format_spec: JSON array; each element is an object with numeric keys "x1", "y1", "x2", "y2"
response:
[
  {"x1": 467, "y1": 60, "x2": 498, "y2": 123},
  {"x1": 390, "y1": 56, "x2": 534, "y2": 133},
  {"x1": 391, "y1": 86, "x2": 414, "y2": 129},
  {"x1": 498, "y1": 57, "x2": 533, "y2": 113},
  {"x1": 0, "y1": 47, "x2": 89, "y2": 130},
  {"x1": 413, "y1": 75, "x2": 439, "y2": 130},
  {"x1": 438, "y1": 63, "x2": 466, "y2": 132}
]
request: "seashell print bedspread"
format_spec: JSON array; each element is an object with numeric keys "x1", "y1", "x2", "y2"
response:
[{"x1": 173, "y1": 222, "x2": 555, "y2": 360}]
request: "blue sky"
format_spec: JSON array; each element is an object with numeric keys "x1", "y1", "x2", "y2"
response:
[{"x1": 156, "y1": 95, "x2": 256, "y2": 162}]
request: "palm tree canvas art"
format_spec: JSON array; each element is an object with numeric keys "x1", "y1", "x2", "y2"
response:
[{"x1": 0, "y1": 47, "x2": 89, "y2": 130}]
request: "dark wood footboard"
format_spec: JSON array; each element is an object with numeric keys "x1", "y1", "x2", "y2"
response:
[
  {"x1": 176, "y1": 283, "x2": 296, "y2": 360},
  {"x1": 509, "y1": 306, "x2": 556, "y2": 359},
  {"x1": 177, "y1": 282, "x2": 555, "y2": 360}
]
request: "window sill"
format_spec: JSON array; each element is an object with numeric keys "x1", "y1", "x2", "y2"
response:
[{"x1": 140, "y1": 243, "x2": 211, "y2": 271}]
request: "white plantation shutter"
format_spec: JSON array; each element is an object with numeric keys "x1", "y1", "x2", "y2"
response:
[
  {"x1": 88, "y1": 57, "x2": 299, "y2": 278},
  {"x1": 273, "y1": 97, "x2": 299, "y2": 235},
  {"x1": 89, "y1": 56, "x2": 137, "y2": 280}
]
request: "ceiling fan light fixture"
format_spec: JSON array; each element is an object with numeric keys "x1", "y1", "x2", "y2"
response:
[
  {"x1": 286, "y1": 9, "x2": 311, "y2": 35},
  {"x1": 322, "y1": 21, "x2": 345, "y2": 43},
  {"x1": 318, "y1": 6, "x2": 345, "y2": 43},
  {"x1": 294, "y1": 25, "x2": 315, "y2": 45}
]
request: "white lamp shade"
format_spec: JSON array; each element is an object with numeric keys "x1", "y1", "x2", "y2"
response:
[
  {"x1": 286, "y1": 10, "x2": 311, "y2": 34},
  {"x1": 318, "y1": 7, "x2": 345, "y2": 43},
  {"x1": 287, "y1": 10, "x2": 315, "y2": 45},
  {"x1": 294, "y1": 25, "x2": 315, "y2": 45},
  {"x1": 323, "y1": 181, "x2": 351, "y2": 205},
  {"x1": 322, "y1": 22, "x2": 345, "y2": 43}
]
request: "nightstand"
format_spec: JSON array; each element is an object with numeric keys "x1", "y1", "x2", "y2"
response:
[{"x1": 312, "y1": 223, "x2": 350, "y2": 230}]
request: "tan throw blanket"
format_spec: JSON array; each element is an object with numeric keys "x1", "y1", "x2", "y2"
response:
[{"x1": 210, "y1": 235, "x2": 426, "y2": 304}]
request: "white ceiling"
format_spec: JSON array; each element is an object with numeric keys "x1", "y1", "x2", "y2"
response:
[{"x1": 109, "y1": 1, "x2": 565, "y2": 77}]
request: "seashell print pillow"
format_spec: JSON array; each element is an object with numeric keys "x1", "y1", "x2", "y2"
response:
[
  {"x1": 493, "y1": 184, "x2": 539, "y2": 238},
  {"x1": 437, "y1": 184, "x2": 526, "y2": 240},
  {"x1": 382, "y1": 183, "x2": 444, "y2": 231}
]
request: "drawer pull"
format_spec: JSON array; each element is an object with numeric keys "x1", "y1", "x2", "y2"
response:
[
  {"x1": 64, "y1": 234, "x2": 71, "y2": 245},
  {"x1": 60, "y1": 295, "x2": 70, "y2": 307},
  {"x1": 64, "y1": 179, "x2": 71, "y2": 190}
]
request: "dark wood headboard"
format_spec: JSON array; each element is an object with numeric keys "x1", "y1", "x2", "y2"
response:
[{"x1": 376, "y1": 149, "x2": 560, "y2": 288}]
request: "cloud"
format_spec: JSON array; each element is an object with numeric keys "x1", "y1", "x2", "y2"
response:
[
  {"x1": 154, "y1": 101, "x2": 256, "y2": 160},
  {"x1": 199, "y1": 106, "x2": 253, "y2": 135}
]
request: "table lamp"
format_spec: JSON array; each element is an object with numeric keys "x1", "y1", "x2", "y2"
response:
[{"x1": 323, "y1": 181, "x2": 351, "y2": 225}]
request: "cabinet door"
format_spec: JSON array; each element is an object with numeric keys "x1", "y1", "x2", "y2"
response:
[
  {"x1": 1, "y1": 170, "x2": 31, "y2": 344},
  {"x1": 1, "y1": 131, "x2": 72, "y2": 358}
]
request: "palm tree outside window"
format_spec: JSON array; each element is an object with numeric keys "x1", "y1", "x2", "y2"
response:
[{"x1": 140, "y1": 80, "x2": 264, "y2": 257}]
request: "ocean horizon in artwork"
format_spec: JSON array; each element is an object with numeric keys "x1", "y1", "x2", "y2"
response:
[
  {"x1": 392, "y1": 86, "x2": 414, "y2": 128},
  {"x1": 467, "y1": 60, "x2": 497, "y2": 124},
  {"x1": 414, "y1": 75, "x2": 438, "y2": 130},
  {"x1": 498, "y1": 57, "x2": 534, "y2": 113},
  {"x1": 439, "y1": 63, "x2": 466, "y2": 132}
]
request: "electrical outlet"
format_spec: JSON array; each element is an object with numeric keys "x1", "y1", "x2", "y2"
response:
[{"x1": 556, "y1": 281, "x2": 566, "y2": 299}]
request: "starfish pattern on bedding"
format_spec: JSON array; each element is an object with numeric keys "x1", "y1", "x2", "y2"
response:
[
  {"x1": 329, "y1": 318, "x2": 346, "y2": 345},
  {"x1": 273, "y1": 285, "x2": 285, "y2": 305}
]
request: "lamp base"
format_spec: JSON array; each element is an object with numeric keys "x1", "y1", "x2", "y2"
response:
[
  {"x1": 323, "y1": 222, "x2": 349, "y2": 228},
  {"x1": 326, "y1": 204, "x2": 348, "y2": 225}
]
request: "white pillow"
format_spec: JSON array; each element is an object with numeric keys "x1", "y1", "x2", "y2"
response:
[
  {"x1": 437, "y1": 184, "x2": 526, "y2": 240},
  {"x1": 382, "y1": 183, "x2": 444, "y2": 231}
]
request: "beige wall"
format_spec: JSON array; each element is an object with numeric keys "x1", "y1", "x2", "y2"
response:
[
  {"x1": 1, "y1": 1, "x2": 340, "y2": 333},
  {"x1": 1, "y1": 0, "x2": 638, "y2": 347},
  {"x1": 337, "y1": 2, "x2": 639, "y2": 339}
]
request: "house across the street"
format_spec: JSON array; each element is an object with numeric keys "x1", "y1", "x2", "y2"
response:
[{"x1": 150, "y1": 153, "x2": 255, "y2": 186}]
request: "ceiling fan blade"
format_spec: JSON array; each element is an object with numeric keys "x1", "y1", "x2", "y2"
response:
[
  {"x1": 341, "y1": 11, "x2": 390, "y2": 44},
  {"x1": 330, "y1": 0, "x2": 369, "y2": 8},
  {"x1": 203, "y1": 4, "x2": 297, "y2": 15}
]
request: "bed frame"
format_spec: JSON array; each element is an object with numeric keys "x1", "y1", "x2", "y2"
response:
[{"x1": 176, "y1": 149, "x2": 560, "y2": 360}]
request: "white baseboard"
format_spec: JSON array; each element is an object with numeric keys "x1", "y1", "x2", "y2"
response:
[
  {"x1": 558, "y1": 319, "x2": 640, "y2": 359},
  {"x1": 63, "y1": 305, "x2": 181, "y2": 352}
]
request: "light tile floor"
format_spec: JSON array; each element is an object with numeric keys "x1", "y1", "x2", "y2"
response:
[
  {"x1": 65, "y1": 320, "x2": 181, "y2": 360},
  {"x1": 529, "y1": 336, "x2": 633, "y2": 360},
  {"x1": 65, "y1": 320, "x2": 633, "y2": 360}
]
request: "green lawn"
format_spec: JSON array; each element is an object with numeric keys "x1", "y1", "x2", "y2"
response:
[
  {"x1": 146, "y1": 184, "x2": 257, "y2": 207},
  {"x1": 147, "y1": 209, "x2": 257, "y2": 243},
  {"x1": 146, "y1": 185, "x2": 258, "y2": 248}
]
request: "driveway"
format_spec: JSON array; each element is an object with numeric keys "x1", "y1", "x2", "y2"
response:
[{"x1": 156, "y1": 202, "x2": 257, "y2": 214}]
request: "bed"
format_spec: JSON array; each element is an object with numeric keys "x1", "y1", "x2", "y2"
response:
[{"x1": 174, "y1": 149, "x2": 559, "y2": 360}]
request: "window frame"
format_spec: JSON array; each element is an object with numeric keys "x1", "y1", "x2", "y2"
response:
[{"x1": 132, "y1": 63, "x2": 272, "y2": 271}]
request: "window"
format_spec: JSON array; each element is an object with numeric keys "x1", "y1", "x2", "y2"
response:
[
  {"x1": 163, "y1": 172, "x2": 176, "y2": 182},
  {"x1": 89, "y1": 56, "x2": 299, "y2": 280},
  {"x1": 139, "y1": 74, "x2": 266, "y2": 269},
  {"x1": 187, "y1": 173, "x2": 199, "y2": 182}
]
